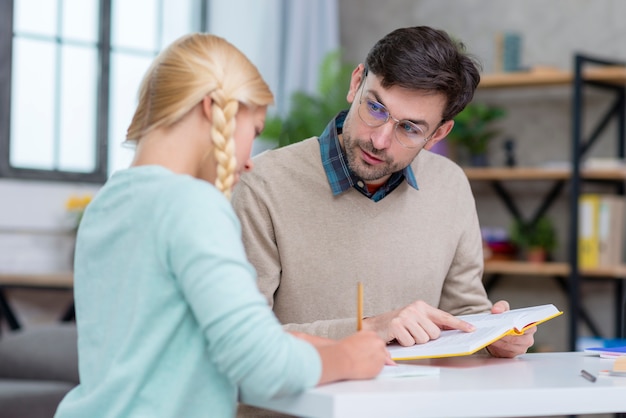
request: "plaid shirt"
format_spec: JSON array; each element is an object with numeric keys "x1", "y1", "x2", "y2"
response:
[{"x1": 318, "y1": 110, "x2": 419, "y2": 202}]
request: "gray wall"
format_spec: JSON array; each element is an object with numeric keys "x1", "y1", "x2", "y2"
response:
[
  {"x1": 340, "y1": 0, "x2": 626, "y2": 69},
  {"x1": 338, "y1": 0, "x2": 626, "y2": 351}
]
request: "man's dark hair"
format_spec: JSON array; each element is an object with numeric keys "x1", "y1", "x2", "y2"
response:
[{"x1": 365, "y1": 26, "x2": 481, "y2": 121}]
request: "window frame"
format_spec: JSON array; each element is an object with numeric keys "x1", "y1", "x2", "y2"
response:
[
  {"x1": 1, "y1": 0, "x2": 110, "y2": 183},
  {"x1": 1, "y1": 1, "x2": 332, "y2": 184}
]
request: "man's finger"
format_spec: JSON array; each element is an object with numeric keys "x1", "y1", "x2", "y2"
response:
[
  {"x1": 435, "y1": 312, "x2": 475, "y2": 332},
  {"x1": 491, "y1": 300, "x2": 510, "y2": 314}
]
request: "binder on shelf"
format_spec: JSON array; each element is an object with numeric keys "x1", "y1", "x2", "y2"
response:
[
  {"x1": 598, "y1": 195, "x2": 625, "y2": 266},
  {"x1": 578, "y1": 194, "x2": 600, "y2": 268}
]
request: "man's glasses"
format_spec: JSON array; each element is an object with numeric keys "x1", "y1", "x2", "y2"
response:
[{"x1": 357, "y1": 76, "x2": 439, "y2": 149}]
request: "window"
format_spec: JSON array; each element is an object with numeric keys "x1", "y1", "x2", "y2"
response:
[
  {"x1": 0, "y1": 0, "x2": 201, "y2": 183},
  {"x1": 0, "y1": 0, "x2": 339, "y2": 183}
]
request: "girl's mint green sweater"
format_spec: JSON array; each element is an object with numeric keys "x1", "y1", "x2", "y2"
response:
[{"x1": 55, "y1": 166, "x2": 320, "y2": 418}]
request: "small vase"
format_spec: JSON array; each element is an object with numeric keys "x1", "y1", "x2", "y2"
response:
[{"x1": 526, "y1": 248, "x2": 547, "y2": 263}]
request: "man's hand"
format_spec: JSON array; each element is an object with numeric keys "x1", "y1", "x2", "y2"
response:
[
  {"x1": 362, "y1": 300, "x2": 476, "y2": 346},
  {"x1": 486, "y1": 300, "x2": 537, "y2": 358}
]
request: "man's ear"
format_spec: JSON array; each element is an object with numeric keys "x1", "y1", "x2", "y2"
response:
[
  {"x1": 424, "y1": 120, "x2": 454, "y2": 151},
  {"x1": 346, "y1": 64, "x2": 366, "y2": 104},
  {"x1": 201, "y1": 95, "x2": 213, "y2": 122}
]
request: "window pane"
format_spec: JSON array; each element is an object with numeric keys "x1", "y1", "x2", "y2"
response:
[
  {"x1": 109, "y1": 52, "x2": 154, "y2": 175},
  {"x1": 10, "y1": 38, "x2": 56, "y2": 169},
  {"x1": 112, "y1": 0, "x2": 158, "y2": 51},
  {"x1": 62, "y1": 0, "x2": 99, "y2": 43},
  {"x1": 59, "y1": 45, "x2": 98, "y2": 172},
  {"x1": 5, "y1": 0, "x2": 202, "y2": 182},
  {"x1": 14, "y1": 0, "x2": 57, "y2": 36},
  {"x1": 161, "y1": 0, "x2": 197, "y2": 48},
  {"x1": 208, "y1": 0, "x2": 282, "y2": 107}
]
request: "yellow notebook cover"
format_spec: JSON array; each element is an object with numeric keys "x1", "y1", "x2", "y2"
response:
[
  {"x1": 579, "y1": 194, "x2": 600, "y2": 268},
  {"x1": 387, "y1": 304, "x2": 563, "y2": 360}
]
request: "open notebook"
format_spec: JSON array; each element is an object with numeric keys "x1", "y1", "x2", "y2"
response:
[{"x1": 387, "y1": 304, "x2": 562, "y2": 360}]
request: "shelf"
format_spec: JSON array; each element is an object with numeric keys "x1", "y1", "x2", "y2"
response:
[
  {"x1": 0, "y1": 272, "x2": 73, "y2": 289},
  {"x1": 466, "y1": 167, "x2": 569, "y2": 180},
  {"x1": 0, "y1": 273, "x2": 75, "y2": 332},
  {"x1": 484, "y1": 260, "x2": 626, "y2": 279},
  {"x1": 464, "y1": 166, "x2": 626, "y2": 181},
  {"x1": 484, "y1": 260, "x2": 569, "y2": 276},
  {"x1": 476, "y1": 55, "x2": 626, "y2": 349},
  {"x1": 480, "y1": 66, "x2": 626, "y2": 89}
]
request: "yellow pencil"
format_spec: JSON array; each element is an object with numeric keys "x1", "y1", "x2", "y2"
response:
[{"x1": 357, "y1": 281, "x2": 363, "y2": 331}]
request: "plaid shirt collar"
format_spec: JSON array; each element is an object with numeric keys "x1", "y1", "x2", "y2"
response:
[{"x1": 318, "y1": 111, "x2": 418, "y2": 202}]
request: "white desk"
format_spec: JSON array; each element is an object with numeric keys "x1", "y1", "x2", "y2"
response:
[{"x1": 243, "y1": 352, "x2": 626, "y2": 417}]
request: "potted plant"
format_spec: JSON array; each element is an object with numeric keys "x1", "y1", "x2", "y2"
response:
[
  {"x1": 445, "y1": 102, "x2": 506, "y2": 166},
  {"x1": 261, "y1": 50, "x2": 355, "y2": 148},
  {"x1": 508, "y1": 216, "x2": 558, "y2": 262}
]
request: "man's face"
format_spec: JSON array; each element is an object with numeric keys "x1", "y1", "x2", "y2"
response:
[{"x1": 341, "y1": 66, "x2": 453, "y2": 185}]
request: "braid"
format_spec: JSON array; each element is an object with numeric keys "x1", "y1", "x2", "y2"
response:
[
  {"x1": 126, "y1": 33, "x2": 274, "y2": 198},
  {"x1": 210, "y1": 90, "x2": 239, "y2": 199}
]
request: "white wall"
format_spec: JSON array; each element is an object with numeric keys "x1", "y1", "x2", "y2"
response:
[
  {"x1": 0, "y1": 179, "x2": 99, "y2": 271},
  {"x1": 340, "y1": 0, "x2": 626, "y2": 69}
]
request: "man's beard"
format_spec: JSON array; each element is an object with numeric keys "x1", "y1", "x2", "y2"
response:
[{"x1": 342, "y1": 130, "x2": 403, "y2": 181}]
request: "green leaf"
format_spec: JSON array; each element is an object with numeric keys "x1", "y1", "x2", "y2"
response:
[
  {"x1": 446, "y1": 102, "x2": 507, "y2": 156},
  {"x1": 509, "y1": 216, "x2": 557, "y2": 252},
  {"x1": 269, "y1": 50, "x2": 355, "y2": 148}
]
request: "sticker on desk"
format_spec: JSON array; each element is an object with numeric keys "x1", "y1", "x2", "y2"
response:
[{"x1": 377, "y1": 364, "x2": 440, "y2": 379}]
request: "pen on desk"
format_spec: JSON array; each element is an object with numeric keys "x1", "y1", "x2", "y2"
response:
[
  {"x1": 580, "y1": 369, "x2": 597, "y2": 383},
  {"x1": 356, "y1": 281, "x2": 363, "y2": 331}
]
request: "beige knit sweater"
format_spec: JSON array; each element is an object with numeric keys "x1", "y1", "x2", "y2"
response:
[{"x1": 232, "y1": 137, "x2": 492, "y2": 341}]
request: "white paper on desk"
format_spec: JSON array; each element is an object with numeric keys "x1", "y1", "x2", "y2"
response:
[{"x1": 376, "y1": 364, "x2": 440, "y2": 379}]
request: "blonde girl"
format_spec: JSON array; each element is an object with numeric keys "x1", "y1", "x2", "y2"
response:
[{"x1": 54, "y1": 33, "x2": 388, "y2": 418}]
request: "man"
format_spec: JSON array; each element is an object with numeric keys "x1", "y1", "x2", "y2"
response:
[{"x1": 232, "y1": 26, "x2": 535, "y2": 359}]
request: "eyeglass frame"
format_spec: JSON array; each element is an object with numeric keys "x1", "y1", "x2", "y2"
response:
[{"x1": 356, "y1": 70, "x2": 444, "y2": 149}]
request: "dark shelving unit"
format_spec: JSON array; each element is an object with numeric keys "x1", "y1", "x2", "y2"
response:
[{"x1": 466, "y1": 57, "x2": 626, "y2": 350}]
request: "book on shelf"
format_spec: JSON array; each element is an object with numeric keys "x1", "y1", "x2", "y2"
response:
[
  {"x1": 579, "y1": 193, "x2": 625, "y2": 268},
  {"x1": 579, "y1": 194, "x2": 601, "y2": 268},
  {"x1": 387, "y1": 304, "x2": 562, "y2": 360},
  {"x1": 598, "y1": 195, "x2": 625, "y2": 266}
]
